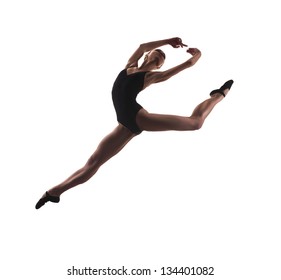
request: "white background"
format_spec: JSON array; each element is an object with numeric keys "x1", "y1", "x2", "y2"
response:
[{"x1": 1, "y1": 0, "x2": 280, "y2": 279}]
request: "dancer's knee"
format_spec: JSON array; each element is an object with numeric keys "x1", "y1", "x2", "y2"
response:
[
  {"x1": 190, "y1": 117, "x2": 204, "y2": 130},
  {"x1": 86, "y1": 152, "x2": 102, "y2": 168}
]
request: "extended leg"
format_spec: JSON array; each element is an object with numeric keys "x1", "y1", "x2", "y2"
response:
[
  {"x1": 35, "y1": 124, "x2": 135, "y2": 209},
  {"x1": 136, "y1": 82, "x2": 232, "y2": 132}
]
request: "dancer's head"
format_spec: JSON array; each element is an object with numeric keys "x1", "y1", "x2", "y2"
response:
[{"x1": 144, "y1": 49, "x2": 166, "y2": 69}]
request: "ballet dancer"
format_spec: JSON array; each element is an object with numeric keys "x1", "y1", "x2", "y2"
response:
[{"x1": 35, "y1": 37, "x2": 233, "y2": 209}]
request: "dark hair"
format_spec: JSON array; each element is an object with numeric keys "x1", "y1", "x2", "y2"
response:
[{"x1": 154, "y1": 49, "x2": 166, "y2": 59}]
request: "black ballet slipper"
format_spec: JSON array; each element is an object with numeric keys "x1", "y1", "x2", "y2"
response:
[
  {"x1": 35, "y1": 191, "x2": 60, "y2": 209},
  {"x1": 210, "y1": 80, "x2": 234, "y2": 97}
]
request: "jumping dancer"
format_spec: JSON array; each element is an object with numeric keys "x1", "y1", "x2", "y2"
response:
[{"x1": 35, "y1": 37, "x2": 233, "y2": 209}]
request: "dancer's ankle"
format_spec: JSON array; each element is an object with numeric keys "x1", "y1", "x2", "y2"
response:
[{"x1": 47, "y1": 190, "x2": 60, "y2": 197}]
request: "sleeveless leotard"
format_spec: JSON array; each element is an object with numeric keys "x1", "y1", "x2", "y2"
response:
[{"x1": 112, "y1": 69, "x2": 147, "y2": 134}]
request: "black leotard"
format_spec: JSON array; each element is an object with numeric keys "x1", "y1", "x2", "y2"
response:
[{"x1": 112, "y1": 69, "x2": 147, "y2": 134}]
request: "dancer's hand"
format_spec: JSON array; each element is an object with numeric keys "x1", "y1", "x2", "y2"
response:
[
  {"x1": 168, "y1": 37, "x2": 188, "y2": 48},
  {"x1": 187, "y1": 48, "x2": 201, "y2": 56}
]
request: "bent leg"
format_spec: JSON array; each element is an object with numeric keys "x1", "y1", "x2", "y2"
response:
[
  {"x1": 136, "y1": 88, "x2": 229, "y2": 132},
  {"x1": 46, "y1": 124, "x2": 135, "y2": 197}
]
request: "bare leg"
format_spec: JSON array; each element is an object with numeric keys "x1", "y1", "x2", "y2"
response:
[
  {"x1": 136, "y1": 88, "x2": 229, "y2": 132},
  {"x1": 50, "y1": 124, "x2": 135, "y2": 196},
  {"x1": 35, "y1": 124, "x2": 135, "y2": 208},
  {"x1": 36, "y1": 82, "x2": 232, "y2": 209}
]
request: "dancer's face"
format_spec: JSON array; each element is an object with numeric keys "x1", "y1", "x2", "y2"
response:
[{"x1": 145, "y1": 50, "x2": 165, "y2": 69}]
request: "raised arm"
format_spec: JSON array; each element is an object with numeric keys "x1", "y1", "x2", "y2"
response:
[
  {"x1": 145, "y1": 48, "x2": 201, "y2": 86},
  {"x1": 125, "y1": 37, "x2": 187, "y2": 69}
]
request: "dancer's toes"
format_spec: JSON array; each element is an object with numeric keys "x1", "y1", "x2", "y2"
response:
[
  {"x1": 210, "y1": 79, "x2": 234, "y2": 98},
  {"x1": 35, "y1": 191, "x2": 60, "y2": 209},
  {"x1": 220, "y1": 80, "x2": 234, "y2": 91}
]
